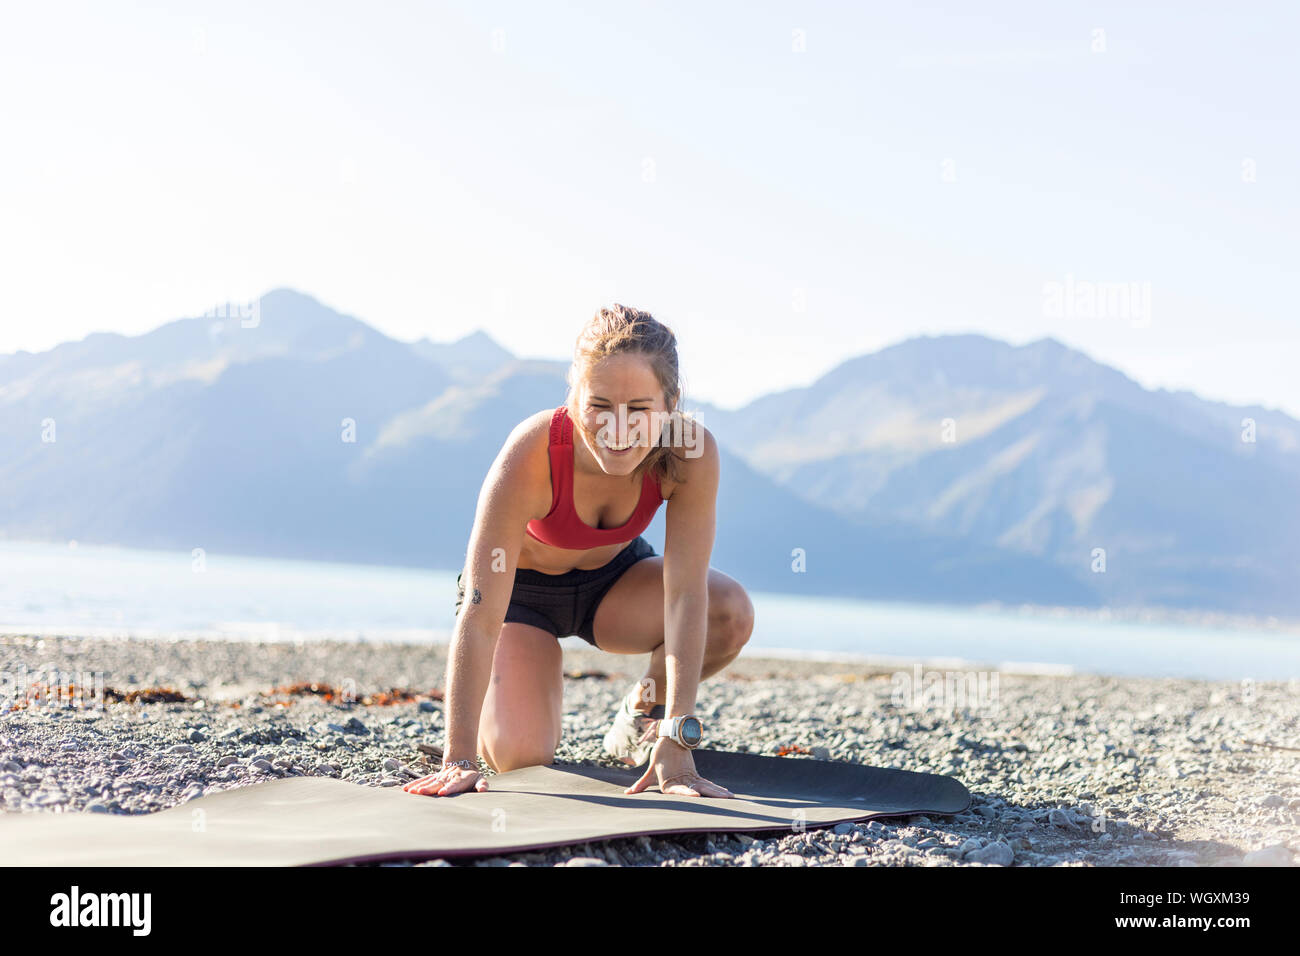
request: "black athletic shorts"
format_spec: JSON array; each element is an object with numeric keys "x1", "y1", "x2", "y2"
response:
[{"x1": 454, "y1": 535, "x2": 657, "y2": 648}]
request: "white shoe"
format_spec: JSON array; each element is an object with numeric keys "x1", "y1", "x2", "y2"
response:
[{"x1": 602, "y1": 692, "x2": 661, "y2": 767}]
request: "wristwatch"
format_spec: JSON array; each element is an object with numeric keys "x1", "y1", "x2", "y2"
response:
[{"x1": 657, "y1": 714, "x2": 704, "y2": 750}]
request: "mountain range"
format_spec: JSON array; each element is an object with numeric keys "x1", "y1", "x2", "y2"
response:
[{"x1": 2, "y1": 288, "x2": 1295, "y2": 616}]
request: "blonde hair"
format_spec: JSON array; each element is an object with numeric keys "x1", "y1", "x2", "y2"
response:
[{"x1": 564, "y1": 303, "x2": 695, "y2": 488}]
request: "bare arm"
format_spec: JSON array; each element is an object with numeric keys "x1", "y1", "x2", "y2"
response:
[
  {"x1": 441, "y1": 418, "x2": 547, "y2": 764},
  {"x1": 660, "y1": 422, "x2": 720, "y2": 719}
]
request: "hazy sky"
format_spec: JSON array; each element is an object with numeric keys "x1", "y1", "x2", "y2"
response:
[{"x1": 2, "y1": 1, "x2": 1296, "y2": 414}]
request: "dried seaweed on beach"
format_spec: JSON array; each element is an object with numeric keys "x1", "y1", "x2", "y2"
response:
[
  {"x1": 104, "y1": 686, "x2": 193, "y2": 704},
  {"x1": 252, "y1": 682, "x2": 445, "y2": 707},
  {"x1": 775, "y1": 744, "x2": 812, "y2": 756},
  {"x1": 5, "y1": 683, "x2": 193, "y2": 708}
]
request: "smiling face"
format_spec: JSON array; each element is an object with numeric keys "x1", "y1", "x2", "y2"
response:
[{"x1": 576, "y1": 353, "x2": 668, "y2": 476}]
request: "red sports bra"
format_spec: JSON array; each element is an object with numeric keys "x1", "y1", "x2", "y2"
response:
[{"x1": 525, "y1": 405, "x2": 665, "y2": 550}]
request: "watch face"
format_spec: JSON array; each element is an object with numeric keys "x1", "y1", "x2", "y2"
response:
[{"x1": 681, "y1": 717, "x2": 702, "y2": 746}]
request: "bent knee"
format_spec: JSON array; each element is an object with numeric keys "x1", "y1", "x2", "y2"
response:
[
  {"x1": 480, "y1": 738, "x2": 557, "y2": 774},
  {"x1": 710, "y1": 586, "x2": 755, "y2": 653}
]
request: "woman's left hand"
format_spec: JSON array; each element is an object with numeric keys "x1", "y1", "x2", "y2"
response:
[{"x1": 624, "y1": 737, "x2": 734, "y2": 798}]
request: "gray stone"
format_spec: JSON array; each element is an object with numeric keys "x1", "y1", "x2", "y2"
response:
[
  {"x1": 966, "y1": 842, "x2": 1014, "y2": 866},
  {"x1": 1242, "y1": 845, "x2": 1293, "y2": 867},
  {"x1": 1049, "y1": 808, "x2": 1078, "y2": 829}
]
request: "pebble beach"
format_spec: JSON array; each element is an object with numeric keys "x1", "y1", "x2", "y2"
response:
[{"x1": 1, "y1": 633, "x2": 1297, "y2": 867}]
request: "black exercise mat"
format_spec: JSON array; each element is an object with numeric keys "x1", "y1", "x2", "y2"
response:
[{"x1": 0, "y1": 749, "x2": 970, "y2": 866}]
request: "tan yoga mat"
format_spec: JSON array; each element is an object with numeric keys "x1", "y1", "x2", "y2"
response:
[{"x1": 0, "y1": 749, "x2": 971, "y2": 866}]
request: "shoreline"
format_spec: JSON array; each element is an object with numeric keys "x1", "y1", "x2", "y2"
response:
[
  {"x1": 2, "y1": 627, "x2": 1295, "y2": 683},
  {"x1": 1, "y1": 633, "x2": 1297, "y2": 867},
  {"x1": 5, "y1": 536, "x2": 1300, "y2": 642}
]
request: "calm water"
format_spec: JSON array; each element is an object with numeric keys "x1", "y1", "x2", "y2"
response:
[{"x1": 1, "y1": 541, "x2": 1297, "y2": 681}]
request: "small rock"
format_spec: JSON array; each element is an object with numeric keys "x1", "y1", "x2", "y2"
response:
[
  {"x1": 418, "y1": 701, "x2": 437, "y2": 713},
  {"x1": 1242, "y1": 845, "x2": 1293, "y2": 867},
  {"x1": 566, "y1": 856, "x2": 610, "y2": 866},
  {"x1": 1048, "y1": 809, "x2": 1078, "y2": 829},
  {"x1": 216, "y1": 755, "x2": 239, "y2": 768},
  {"x1": 966, "y1": 842, "x2": 1014, "y2": 866},
  {"x1": 168, "y1": 744, "x2": 195, "y2": 756},
  {"x1": 248, "y1": 759, "x2": 273, "y2": 772},
  {"x1": 188, "y1": 730, "x2": 206, "y2": 743}
]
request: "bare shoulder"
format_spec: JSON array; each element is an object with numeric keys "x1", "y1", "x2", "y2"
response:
[
  {"x1": 661, "y1": 415, "x2": 719, "y2": 501},
  {"x1": 490, "y1": 408, "x2": 557, "y2": 520}
]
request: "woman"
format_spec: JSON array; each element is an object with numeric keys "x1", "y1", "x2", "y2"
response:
[{"x1": 403, "y1": 304, "x2": 754, "y2": 800}]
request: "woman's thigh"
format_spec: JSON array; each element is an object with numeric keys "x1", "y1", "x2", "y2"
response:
[
  {"x1": 589, "y1": 555, "x2": 747, "y2": 654},
  {"x1": 476, "y1": 622, "x2": 565, "y2": 770}
]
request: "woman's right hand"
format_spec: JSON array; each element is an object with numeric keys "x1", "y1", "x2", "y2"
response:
[{"x1": 403, "y1": 763, "x2": 488, "y2": 796}]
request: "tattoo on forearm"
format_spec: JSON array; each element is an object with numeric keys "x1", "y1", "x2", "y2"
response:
[{"x1": 471, "y1": 587, "x2": 482, "y2": 605}]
